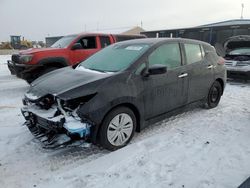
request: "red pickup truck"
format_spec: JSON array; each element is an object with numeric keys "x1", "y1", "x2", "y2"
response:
[{"x1": 8, "y1": 33, "x2": 146, "y2": 83}]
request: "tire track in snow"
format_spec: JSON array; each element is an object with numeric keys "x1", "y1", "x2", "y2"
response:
[{"x1": 1, "y1": 57, "x2": 250, "y2": 188}]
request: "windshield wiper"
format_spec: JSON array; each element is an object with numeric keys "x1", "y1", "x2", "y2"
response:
[{"x1": 87, "y1": 67, "x2": 107, "y2": 73}]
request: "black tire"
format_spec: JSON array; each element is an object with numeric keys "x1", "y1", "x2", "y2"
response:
[
  {"x1": 39, "y1": 67, "x2": 58, "y2": 77},
  {"x1": 26, "y1": 67, "x2": 58, "y2": 84},
  {"x1": 99, "y1": 107, "x2": 136, "y2": 151},
  {"x1": 203, "y1": 81, "x2": 222, "y2": 109}
]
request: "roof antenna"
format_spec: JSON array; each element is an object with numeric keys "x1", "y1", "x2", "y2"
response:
[{"x1": 240, "y1": 3, "x2": 244, "y2": 19}]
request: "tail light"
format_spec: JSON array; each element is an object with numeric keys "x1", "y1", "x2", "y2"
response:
[{"x1": 218, "y1": 57, "x2": 225, "y2": 65}]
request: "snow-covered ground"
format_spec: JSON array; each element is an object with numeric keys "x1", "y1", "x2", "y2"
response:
[{"x1": 0, "y1": 55, "x2": 250, "y2": 188}]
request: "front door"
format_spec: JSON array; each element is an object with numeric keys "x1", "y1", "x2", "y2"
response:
[{"x1": 142, "y1": 42, "x2": 188, "y2": 120}]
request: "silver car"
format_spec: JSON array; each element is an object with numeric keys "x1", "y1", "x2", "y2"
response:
[{"x1": 224, "y1": 35, "x2": 250, "y2": 80}]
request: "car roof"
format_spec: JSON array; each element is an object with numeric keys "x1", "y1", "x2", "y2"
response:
[{"x1": 115, "y1": 37, "x2": 211, "y2": 46}]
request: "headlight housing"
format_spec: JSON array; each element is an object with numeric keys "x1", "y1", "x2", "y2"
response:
[
  {"x1": 62, "y1": 93, "x2": 97, "y2": 110},
  {"x1": 20, "y1": 55, "x2": 33, "y2": 63}
]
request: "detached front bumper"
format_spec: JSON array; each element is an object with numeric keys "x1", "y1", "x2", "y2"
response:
[
  {"x1": 226, "y1": 66, "x2": 250, "y2": 80},
  {"x1": 21, "y1": 106, "x2": 91, "y2": 149},
  {"x1": 7, "y1": 60, "x2": 41, "y2": 82}
]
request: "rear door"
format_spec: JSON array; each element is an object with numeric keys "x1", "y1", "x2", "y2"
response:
[
  {"x1": 182, "y1": 43, "x2": 214, "y2": 103},
  {"x1": 141, "y1": 42, "x2": 188, "y2": 119},
  {"x1": 70, "y1": 36, "x2": 99, "y2": 64}
]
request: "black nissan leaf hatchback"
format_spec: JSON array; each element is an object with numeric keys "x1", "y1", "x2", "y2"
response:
[{"x1": 22, "y1": 38, "x2": 226, "y2": 150}]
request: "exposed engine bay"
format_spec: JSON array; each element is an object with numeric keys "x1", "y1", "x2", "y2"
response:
[
  {"x1": 22, "y1": 93, "x2": 92, "y2": 148},
  {"x1": 223, "y1": 35, "x2": 250, "y2": 80}
]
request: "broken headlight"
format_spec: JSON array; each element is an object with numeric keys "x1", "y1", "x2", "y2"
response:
[
  {"x1": 37, "y1": 95, "x2": 55, "y2": 110},
  {"x1": 61, "y1": 93, "x2": 97, "y2": 110}
]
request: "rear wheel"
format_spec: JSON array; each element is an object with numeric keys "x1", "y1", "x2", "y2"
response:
[
  {"x1": 99, "y1": 107, "x2": 136, "y2": 151},
  {"x1": 203, "y1": 81, "x2": 222, "y2": 109}
]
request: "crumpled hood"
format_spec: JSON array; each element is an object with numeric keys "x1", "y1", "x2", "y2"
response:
[
  {"x1": 27, "y1": 67, "x2": 113, "y2": 101},
  {"x1": 224, "y1": 35, "x2": 250, "y2": 54}
]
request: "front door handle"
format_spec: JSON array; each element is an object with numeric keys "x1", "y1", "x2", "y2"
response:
[
  {"x1": 178, "y1": 73, "x2": 188, "y2": 78},
  {"x1": 207, "y1": 65, "x2": 213, "y2": 69}
]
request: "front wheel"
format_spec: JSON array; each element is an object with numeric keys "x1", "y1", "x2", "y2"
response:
[
  {"x1": 99, "y1": 107, "x2": 136, "y2": 151},
  {"x1": 26, "y1": 67, "x2": 59, "y2": 84},
  {"x1": 39, "y1": 67, "x2": 58, "y2": 77},
  {"x1": 203, "y1": 81, "x2": 222, "y2": 109}
]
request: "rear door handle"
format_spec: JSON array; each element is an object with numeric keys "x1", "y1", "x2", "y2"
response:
[
  {"x1": 178, "y1": 73, "x2": 188, "y2": 78},
  {"x1": 207, "y1": 65, "x2": 213, "y2": 69}
]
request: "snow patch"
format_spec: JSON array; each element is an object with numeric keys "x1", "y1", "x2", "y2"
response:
[
  {"x1": 0, "y1": 55, "x2": 11, "y2": 64},
  {"x1": 24, "y1": 92, "x2": 41, "y2": 101},
  {"x1": 0, "y1": 54, "x2": 250, "y2": 188}
]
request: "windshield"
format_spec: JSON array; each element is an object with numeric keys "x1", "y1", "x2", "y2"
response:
[
  {"x1": 229, "y1": 48, "x2": 250, "y2": 55},
  {"x1": 51, "y1": 35, "x2": 77, "y2": 48},
  {"x1": 77, "y1": 43, "x2": 150, "y2": 72}
]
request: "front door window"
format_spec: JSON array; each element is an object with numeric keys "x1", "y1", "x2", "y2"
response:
[{"x1": 79, "y1": 36, "x2": 97, "y2": 49}]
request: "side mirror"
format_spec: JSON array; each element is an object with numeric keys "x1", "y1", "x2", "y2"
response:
[
  {"x1": 71, "y1": 43, "x2": 83, "y2": 50},
  {"x1": 142, "y1": 64, "x2": 167, "y2": 77}
]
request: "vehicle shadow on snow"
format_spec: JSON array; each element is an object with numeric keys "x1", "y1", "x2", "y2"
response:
[
  {"x1": 26, "y1": 138, "x2": 110, "y2": 170},
  {"x1": 227, "y1": 78, "x2": 250, "y2": 86},
  {"x1": 24, "y1": 81, "x2": 250, "y2": 167},
  {"x1": 132, "y1": 102, "x2": 204, "y2": 142},
  {"x1": 30, "y1": 102, "x2": 203, "y2": 165}
]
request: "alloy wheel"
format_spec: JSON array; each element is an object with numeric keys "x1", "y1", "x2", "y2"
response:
[{"x1": 107, "y1": 113, "x2": 133, "y2": 146}]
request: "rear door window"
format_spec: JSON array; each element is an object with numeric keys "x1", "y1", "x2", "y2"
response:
[
  {"x1": 184, "y1": 43, "x2": 202, "y2": 64},
  {"x1": 100, "y1": 36, "x2": 111, "y2": 48},
  {"x1": 148, "y1": 43, "x2": 182, "y2": 69}
]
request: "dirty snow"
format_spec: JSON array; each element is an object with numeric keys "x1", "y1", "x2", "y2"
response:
[
  {"x1": 0, "y1": 55, "x2": 250, "y2": 188},
  {"x1": 0, "y1": 55, "x2": 11, "y2": 64}
]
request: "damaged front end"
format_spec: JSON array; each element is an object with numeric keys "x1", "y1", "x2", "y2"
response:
[{"x1": 21, "y1": 93, "x2": 93, "y2": 149}]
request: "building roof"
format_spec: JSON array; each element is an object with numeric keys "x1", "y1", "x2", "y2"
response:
[
  {"x1": 198, "y1": 19, "x2": 250, "y2": 28},
  {"x1": 143, "y1": 19, "x2": 250, "y2": 33},
  {"x1": 122, "y1": 26, "x2": 145, "y2": 35}
]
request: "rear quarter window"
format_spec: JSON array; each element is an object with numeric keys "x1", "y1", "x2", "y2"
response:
[
  {"x1": 203, "y1": 44, "x2": 216, "y2": 54},
  {"x1": 203, "y1": 44, "x2": 220, "y2": 61}
]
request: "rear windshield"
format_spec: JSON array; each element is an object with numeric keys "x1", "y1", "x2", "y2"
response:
[
  {"x1": 51, "y1": 35, "x2": 77, "y2": 48},
  {"x1": 77, "y1": 43, "x2": 149, "y2": 72}
]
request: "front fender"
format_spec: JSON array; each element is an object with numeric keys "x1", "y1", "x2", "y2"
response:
[
  {"x1": 78, "y1": 96, "x2": 142, "y2": 124},
  {"x1": 77, "y1": 96, "x2": 143, "y2": 144}
]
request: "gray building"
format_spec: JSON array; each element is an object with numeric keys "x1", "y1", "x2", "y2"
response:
[{"x1": 142, "y1": 19, "x2": 250, "y2": 55}]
